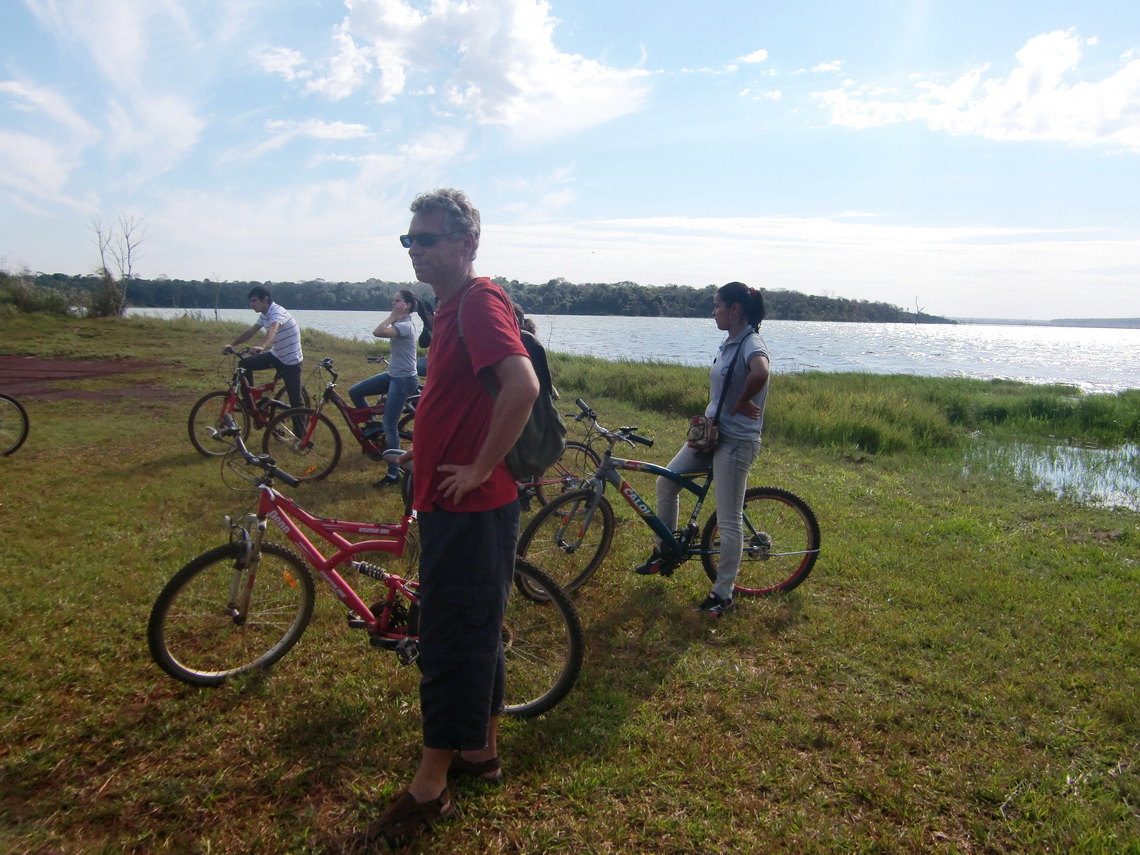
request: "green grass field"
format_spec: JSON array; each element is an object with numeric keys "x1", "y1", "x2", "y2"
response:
[{"x1": 1, "y1": 314, "x2": 1138, "y2": 853}]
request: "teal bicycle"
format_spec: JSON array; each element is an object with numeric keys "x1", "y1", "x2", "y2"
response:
[{"x1": 516, "y1": 398, "x2": 820, "y2": 600}]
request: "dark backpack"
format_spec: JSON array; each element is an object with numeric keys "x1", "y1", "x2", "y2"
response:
[{"x1": 457, "y1": 285, "x2": 567, "y2": 480}]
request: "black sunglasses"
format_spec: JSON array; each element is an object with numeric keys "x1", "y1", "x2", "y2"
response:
[{"x1": 400, "y1": 232, "x2": 459, "y2": 248}]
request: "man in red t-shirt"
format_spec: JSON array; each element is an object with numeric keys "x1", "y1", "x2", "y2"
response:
[{"x1": 368, "y1": 189, "x2": 539, "y2": 848}]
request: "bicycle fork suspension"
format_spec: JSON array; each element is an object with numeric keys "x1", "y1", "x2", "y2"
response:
[{"x1": 224, "y1": 514, "x2": 268, "y2": 625}]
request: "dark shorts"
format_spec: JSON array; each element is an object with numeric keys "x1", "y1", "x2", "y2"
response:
[{"x1": 416, "y1": 501, "x2": 519, "y2": 749}]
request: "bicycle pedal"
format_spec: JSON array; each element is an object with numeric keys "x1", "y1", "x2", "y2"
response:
[
  {"x1": 395, "y1": 638, "x2": 419, "y2": 666},
  {"x1": 347, "y1": 613, "x2": 367, "y2": 629}
]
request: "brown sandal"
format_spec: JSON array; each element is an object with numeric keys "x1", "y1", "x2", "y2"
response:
[
  {"x1": 366, "y1": 787, "x2": 455, "y2": 848},
  {"x1": 449, "y1": 753, "x2": 504, "y2": 785}
]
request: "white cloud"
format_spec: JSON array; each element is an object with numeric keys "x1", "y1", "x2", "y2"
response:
[
  {"x1": 0, "y1": 80, "x2": 100, "y2": 205},
  {"x1": 306, "y1": 29, "x2": 374, "y2": 100},
  {"x1": 814, "y1": 30, "x2": 1140, "y2": 151},
  {"x1": 738, "y1": 49, "x2": 769, "y2": 64},
  {"x1": 105, "y1": 92, "x2": 205, "y2": 185},
  {"x1": 0, "y1": 130, "x2": 76, "y2": 199},
  {"x1": 255, "y1": 46, "x2": 311, "y2": 81},
  {"x1": 0, "y1": 81, "x2": 100, "y2": 144},
  {"x1": 812, "y1": 60, "x2": 843, "y2": 72},
  {"x1": 273, "y1": 0, "x2": 650, "y2": 142}
]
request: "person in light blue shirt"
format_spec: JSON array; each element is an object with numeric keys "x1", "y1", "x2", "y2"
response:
[
  {"x1": 357, "y1": 289, "x2": 430, "y2": 488},
  {"x1": 639, "y1": 281, "x2": 770, "y2": 618}
]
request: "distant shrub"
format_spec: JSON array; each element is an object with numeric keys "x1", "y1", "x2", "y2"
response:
[{"x1": 0, "y1": 268, "x2": 77, "y2": 316}]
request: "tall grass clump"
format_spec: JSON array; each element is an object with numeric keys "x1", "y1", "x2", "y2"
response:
[
  {"x1": 771, "y1": 372, "x2": 960, "y2": 454},
  {"x1": 917, "y1": 377, "x2": 1140, "y2": 446},
  {"x1": 549, "y1": 354, "x2": 711, "y2": 414},
  {"x1": 0, "y1": 267, "x2": 77, "y2": 317}
]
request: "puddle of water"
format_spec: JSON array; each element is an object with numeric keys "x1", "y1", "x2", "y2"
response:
[{"x1": 963, "y1": 441, "x2": 1140, "y2": 511}]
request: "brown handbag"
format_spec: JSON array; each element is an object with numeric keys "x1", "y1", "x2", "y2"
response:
[{"x1": 686, "y1": 342, "x2": 743, "y2": 452}]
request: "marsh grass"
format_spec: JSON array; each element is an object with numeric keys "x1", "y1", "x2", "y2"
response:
[{"x1": 2, "y1": 314, "x2": 1139, "y2": 853}]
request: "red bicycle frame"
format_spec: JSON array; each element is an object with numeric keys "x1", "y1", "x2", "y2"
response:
[{"x1": 248, "y1": 481, "x2": 417, "y2": 639}]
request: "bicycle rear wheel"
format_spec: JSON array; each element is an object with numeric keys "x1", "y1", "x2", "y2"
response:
[
  {"x1": 0, "y1": 393, "x2": 29, "y2": 456},
  {"x1": 188, "y1": 391, "x2": 251, "y2": 457},
  {"x1": 516, "y1": 487, "x2": 614, "y2": 598},
  {"x1": 148, "y1": 541, "x2": 316, "y2": 686},
  {"x1": 261, "y1": 407, "x2": 342, "y2": 481},
  {"x1": 401, "y1": 412, "x2": 419, "y2": 444},
  {"x1": 700, "y1": 487, "x2": 820, "y2": 596},
  {"x1": 257, "y1": 382, "x2": 312, "y2": 426},
  {"x1": 502, "y1": 558, "x2": 585, "y2": 718},
  {"x1": 532, "y1": 441, "x2": 602, "y2": 506}
]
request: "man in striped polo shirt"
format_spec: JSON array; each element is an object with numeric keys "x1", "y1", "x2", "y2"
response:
[{"x1": 224, "y1": 286, "x2": 304, "y2": 414}]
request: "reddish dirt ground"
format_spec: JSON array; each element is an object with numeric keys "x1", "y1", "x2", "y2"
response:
[{"x1": 0, "y1": 355, "x2": 184, "y2": 401}]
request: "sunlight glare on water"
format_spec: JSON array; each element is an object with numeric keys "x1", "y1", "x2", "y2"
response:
[{"x1": 130, "y1": 309, "x2": 1140, "y2": 394}]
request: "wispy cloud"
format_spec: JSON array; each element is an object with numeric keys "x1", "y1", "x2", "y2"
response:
[{"x1": 814, "y1": 30, "x2": 1140, "y2": 151}]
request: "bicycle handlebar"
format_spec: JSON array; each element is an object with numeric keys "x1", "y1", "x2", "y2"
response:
[
  {"x1": 316, "y1": 357, "x2": 339, "y2": 383},
  {"x1": 214, "y1": 416, "x2": 302, "y2": 487},
  {"x1": 573, "y1": 397, "x2": 654, "y2": 448}
]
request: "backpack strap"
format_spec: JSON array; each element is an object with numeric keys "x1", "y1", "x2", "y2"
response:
[{"x1": 455, "y1": 281, "x2": 541, "y2": 397}]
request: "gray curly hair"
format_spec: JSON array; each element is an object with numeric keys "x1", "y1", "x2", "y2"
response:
[{"x1": 410, "y1": 188, "x2": 481, "y2": 250}]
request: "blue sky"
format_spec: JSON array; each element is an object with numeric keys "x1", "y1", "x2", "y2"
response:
[{"x1": 2, "y1": 0, "x2": 1139, "y2": 320}]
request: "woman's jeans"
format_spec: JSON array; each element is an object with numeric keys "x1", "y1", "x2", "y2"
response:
[
  {"x1": 382, "y1": 375, "x2": 418, "y2": 478},
  {"x1": 349, "y1": 372, "x2": 390, "y2": 408},
  {"x1": 348, "y1": 357, "x2": 427, "y2": 408},
  {"x1": 656, "y1": 435, "x2": 760, "y2": 600}
]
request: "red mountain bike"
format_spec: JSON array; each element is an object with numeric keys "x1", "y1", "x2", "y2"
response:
[
  {"x1": 187, "y1": 348, "x2": 310, "y2": 457},
  {"x1": 148, "y1": 430, "x2": 584, "y2": 718},
  {"x1": 258, "y1": 357, "x2": 419, "y2": 481}
]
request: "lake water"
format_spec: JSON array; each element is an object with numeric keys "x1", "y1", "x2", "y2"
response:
[{"x1": 131, "y1": 307, "x2": 1140, "y2": 394}]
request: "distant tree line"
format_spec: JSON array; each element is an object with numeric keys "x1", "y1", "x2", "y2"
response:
[{"x1": 29, "y1": 272, "x2": 954, "y2": 324}]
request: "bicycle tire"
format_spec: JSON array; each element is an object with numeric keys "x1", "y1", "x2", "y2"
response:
[
  {"x1": 516, "y1": 487, "x2": 614, "y2": 598},
  {"x1": 148, "y1": 541, "x2": 316, "y2": 686},
  {"x1": 532, "y1": 441, "x2": 602, "y2": 506},
  {"x1": 397, "y1": 410, "x2": 414, "y2": 442},
  {"x1": 502, "y1": 558, "x2": 585, "y2": 718},
  {"x1": 0, "y1": 393, "x2": 29, "y2": 456},
  {"x1": 700, "y1": 487, "x2": 820, "y2": 596},
  {"x1": 260, "y1": 407, "x2": 343, "y2": 481},
  {"x1": 188, "y1": 391, "x2": 251, "y2": 457}
]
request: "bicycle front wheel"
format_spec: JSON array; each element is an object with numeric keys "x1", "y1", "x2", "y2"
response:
[
  {"x1": 502, "y1": 558, "x2": 585, "y2": 718},
  {"x1": 188, "y1": 391, "x2": 251, "y2": 457},
  {"x1": 0, "y1": 393, "x2": 29, "y2": 456},
  {"x1": 701, "y1": 487, "x2": 821, "y2": 596},
  {"x1": 532, "y1": 441, "x2": 602, "y2": 506},
  {"x1": 148, "y1": 541, "x2": 316, "y2": 686},
  {"x1": 261, "y1": 407, "x2": 342, "y2": 481},
  {"x1": 516, "y1": 487, "x2": 614, "y2": 598}
]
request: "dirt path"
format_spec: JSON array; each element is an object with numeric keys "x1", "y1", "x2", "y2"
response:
[{"x1": 0, "y1": 355, "x2": 186, "y2": 401}]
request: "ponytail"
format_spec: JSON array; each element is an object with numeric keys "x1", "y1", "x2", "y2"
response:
[{"x1": 717, "y1": 281, "x2": 765, "y2": 331}]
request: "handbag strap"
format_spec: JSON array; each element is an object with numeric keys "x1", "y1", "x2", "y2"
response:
[{"x1": 711, "y1": 339, "x2": 746, "y2": 425}]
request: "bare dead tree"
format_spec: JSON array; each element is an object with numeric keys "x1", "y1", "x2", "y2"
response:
[
  {"x1": 914, "y1": 297, "x2": 925, "y2": 324},
  {"x1": 88, "y1": 213, "x2": 147, "y2": 316},
  {"x1": 111, "y1": 213, "x2": 146, "y2": 315}
]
